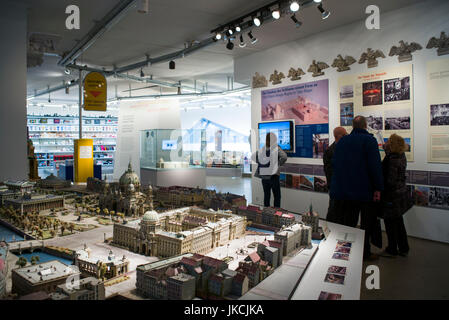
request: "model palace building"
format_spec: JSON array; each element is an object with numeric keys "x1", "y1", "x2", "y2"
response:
[{"x1": 113, "y1": 205, "x2": 246, "y2": 257}]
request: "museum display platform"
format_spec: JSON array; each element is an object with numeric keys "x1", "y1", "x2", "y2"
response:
[
  {"x1": 140, "y1": 167, "x2": 206, "y2": 188},
  {"x1": 240, "y1": 220, "x2": 364, "y2": 300}
]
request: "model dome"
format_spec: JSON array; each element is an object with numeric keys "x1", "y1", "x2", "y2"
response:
[
  {"x1": 142, "y1": 210, "x2": 159, "y2": 223},
  {"x1": 119, "y1": 162, "x2": 140, "y2": 192}
]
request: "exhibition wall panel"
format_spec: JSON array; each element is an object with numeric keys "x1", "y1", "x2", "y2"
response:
[
  {"x1": 235, "y1": 0, "x2": 449, "y2": 243},
  {"x1": 113, "y1": 100, "x2": 181, "y2": 180},
  {"x1": 0, "y1": 2, "x2": 27, "y2": 181}
]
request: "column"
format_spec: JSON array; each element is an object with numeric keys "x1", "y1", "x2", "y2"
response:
[{"x1": 0, "y1": 2, "x2": 27, "y2": 181}]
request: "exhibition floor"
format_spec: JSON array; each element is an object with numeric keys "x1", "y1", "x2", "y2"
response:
[{"x1": 212, "y1": 176, "x2": 449, "y2": 300}]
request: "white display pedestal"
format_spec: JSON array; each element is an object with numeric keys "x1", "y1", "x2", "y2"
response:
[
  {"x1": 140, "y1": 167, "x2": 206, "y2": 188},
  {"x1": 291, "y1": 221, "x2": 364, "y2": 300},
  {"x1": 206, "y1": 167, "x2": 242, "y2": 177}
]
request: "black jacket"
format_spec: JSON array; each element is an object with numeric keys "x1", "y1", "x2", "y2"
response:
[
  {"x1": 323, "y1": 142, "x2": 336, "y2": 189},
  {"x1": 330, "y1": 128, "x2": 384, "y2": 201},
  {"x1": 381, "y1": 152, "x2": 411, "y2": 218}
]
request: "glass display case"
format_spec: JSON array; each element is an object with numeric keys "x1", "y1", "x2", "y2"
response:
[{"x1": 140, "y1": 129, "x2": 207, "y2": 170}]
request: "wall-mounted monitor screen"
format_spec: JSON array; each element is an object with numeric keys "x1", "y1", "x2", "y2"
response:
[
  {"x1": 258, "y1": 120, "x2": 295, "y2": 152},
  {"x1": 162, "y1": 140, "x2": 177, "y2": 150}
]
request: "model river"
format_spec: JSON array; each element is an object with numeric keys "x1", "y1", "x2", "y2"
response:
[{"x1": 0, "y1": 224, "x2": 24, "y2": 243}]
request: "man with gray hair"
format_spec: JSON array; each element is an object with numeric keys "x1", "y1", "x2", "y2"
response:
[{"x1": 330, "y1": 116, "x2": 384, "y2": 260}]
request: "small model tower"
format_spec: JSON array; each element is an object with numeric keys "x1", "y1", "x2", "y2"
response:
[
  {"x1": 302, "y1": 203, "x2": 320, "y2": 233},
  {"x1": 27, "y1": 136, "x2": 40, "y2": 181}
]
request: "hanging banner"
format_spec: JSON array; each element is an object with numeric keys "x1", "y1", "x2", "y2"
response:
[{"x1": 84, "y1": 72, "x2": 107, "y2": 111}]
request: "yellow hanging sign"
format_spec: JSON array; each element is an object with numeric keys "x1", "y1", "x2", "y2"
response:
[{"x1": 84, "y1": 72, "x2": 107, "y2": 111}]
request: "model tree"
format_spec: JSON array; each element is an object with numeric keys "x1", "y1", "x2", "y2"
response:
[{"x1": 16, "y1": 257, "x2": 27, "y2": 268}]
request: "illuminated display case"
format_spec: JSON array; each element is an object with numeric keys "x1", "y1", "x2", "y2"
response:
[{"x1": 140, "y1": 129, "x2": 207, "y2": 170}]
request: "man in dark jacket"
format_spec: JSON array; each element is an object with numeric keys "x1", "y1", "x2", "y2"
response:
[
  {"x1": 330, "y1": 116, "x2": 384, "y2": 260},
  {"x1": 323, "y1": 127, "x2": 347, "y2": 222}
]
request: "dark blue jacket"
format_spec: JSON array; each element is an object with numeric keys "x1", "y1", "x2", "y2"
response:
[{"x1": 330, "y1": 128, "x2": 384, "y2": 201}]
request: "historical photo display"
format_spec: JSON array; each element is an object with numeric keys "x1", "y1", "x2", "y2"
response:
[
  {"x1": 385, "y1": 109, "x2": 411, "y2": 130},
  {"x1": 430, "y1": 104, "x2": 449, "y2": 126},
  {"x1": 362, "y1": 81, "x2": 383, "y2": 106},
  {"x1": 360, "y1": 110, "x2": 383, "y2": 130},
  {"x1": 338, "y1": 65, "x2": 414, "y2": 161},
  {"x1": 261, "y1": 79, "x2": 329, "y2": 125},
  {"x1": 340, "y1": 85, "x2": 354, "y2": 99},
  {"x1": 318, "y1": 291, "x2": 343, "y2": 300},
  {"x1": 384, "y1": 76, "x2": 410, "y2": 102},
  {"x1": 340, "y1": 102, "x2": 354, "y2": 126},
  {"x1": 312, "y1": 133, "x2": 329, "y2": 158},
  {"x1": 429, "y1": 187, "x2": 449, "y2": 209}
]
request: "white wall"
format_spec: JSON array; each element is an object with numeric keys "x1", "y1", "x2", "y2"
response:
[
  {"x1": 0, "y1": 2, "x2": 27, "y2": 181},
  {"x1": 113, "y1": 99, "x2": 181, "y2": 180},
  {"x1": 180, "y1": 105, "x2": 251, "y2": 136},
  {"x1": 234, "y1": 0, "x2": 449, "y2": 243}
]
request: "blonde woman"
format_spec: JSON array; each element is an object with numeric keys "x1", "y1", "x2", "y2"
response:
[{"x1": 382, "y1": 134, "x2": 412, "y2": 257}]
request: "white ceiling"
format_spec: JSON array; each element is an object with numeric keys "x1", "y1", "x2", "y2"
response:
[{"x1": 21, "y1": 0, "x2": 425, "y2": 103}]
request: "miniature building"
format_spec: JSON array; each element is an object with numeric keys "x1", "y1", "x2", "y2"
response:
[
  {"x1": 11, "y1": 260, "x2": 80, "y2": 296},
  {"x1": 3, "y1": 180, "x2": 35, "y2": 195},
  {"x1": 98, "y1": 163, "x2": 153, "y2": 217},
  {"x1": 74, "y1": 248, "x2": 129, "y2": 280},
  {"x1": 257, "y1": 240, "x2": 283, "y2": 268},
  {"x1": 234, "y1": 205, "x2": 295, "y2": 229},
  {"x1": 113, "y1": 206, "x2": 246, "y2": 258},
  {"x1": 0, "y1": 187, "x2": 21, "y2": 206},
  {"x1": 274, "y1": 223, "x2": 312, "y2": 256},
  {"x1": 302, "y1": 206, "x2": 320, "y2": 233},
  {"x1": 51, "y1": 277, "x2": 105, "y2": 300},
  {"x1": 166, "y1": 273, "x2": 196, "y2": 300},
  {"x1": 36, "y1": 173, "x2": 71, "y2": 190},
  {"x1": 4, "y1": 193, "x2": 64, "y2": 214},
  {"x1": 136, "y1": 253, "x2": 236, "y2": 300}
]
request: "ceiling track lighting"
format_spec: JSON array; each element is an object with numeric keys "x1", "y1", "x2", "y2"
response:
[
  {"x1": 226, "y1": 38, "x2": 234, "y2": 50},
  {"x1": 313, "y1": 0, "x2": 322, "y2": 3},
  {"x1": 248, "y1": 31, "x2": 258, "y2": 44},
  {"x1": 239, "y1": 35, "x2": 247, "y2": 48},
  {"x1": 235, "y1": 25, "x2": 241, "y2": 32},
  {"x1": 215, "y1": 33, "x2": 222, "y2": 40},
  {"x1": 290, "y1": 1, "x2": 300, "y2": 12},
  {"x1": 64, "y1": 68, "x2": 71, "y2": 75},
  {"x1": 272, "y1": 9, "x2": 281, "y2": 20},
  {"x1": 290, "y1": 14, "x2": 303, "y2": 28},
  {"x1": 169, "y1": 60, "x2": 175, "y2": 70},
  {"x1": 253, "y1": 16, "x2": 262, "y2": 27},
  {"x1": 140, "y1": 68, "x2": 145, "y2": 77},
  {"x1": 317, "y1": 3, "x2": 330, "y2": 19}
]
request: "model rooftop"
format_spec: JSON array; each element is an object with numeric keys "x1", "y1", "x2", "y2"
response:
[{"x1": 13, "y1": 260, "x2": 78, "y2": 285}]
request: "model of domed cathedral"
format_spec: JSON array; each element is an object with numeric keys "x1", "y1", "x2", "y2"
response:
[{"x1": 98, "y1": 162, "x2": 154, "y2": 217}]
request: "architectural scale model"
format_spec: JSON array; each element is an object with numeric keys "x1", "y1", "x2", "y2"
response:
[
  {"x1": 301, "y1": 204, "x2": 320, "y2": 233},
  {"x1": 233, "y1": 205, "x2": 296, "y2": 230},
  {"x1": 113, "y1": 204, "x2": 246, "y2": 257},
  {"x1": 75, "y1": 247, "x2": 129, "y2": 280}
]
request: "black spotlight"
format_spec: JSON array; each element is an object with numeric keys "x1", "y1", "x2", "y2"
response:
[
  {"x1": 290, "y1": 14, "x2": 303, "y2": 28},
  {"x1": 226, "y1": 38, "x2": 234, "y2": 50},
  {"x1": 169, "y1": 60, "x2": 175, "y2": 70},
  {"x1": 248, "y1": 31, "x2": 258, "y2": 44},
  {"x1": 140, "y1": 68, "x2": 145, "y2": 77},
  {"x1": 317, "y1": 3, "x2": 330, "y2": 19}
]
